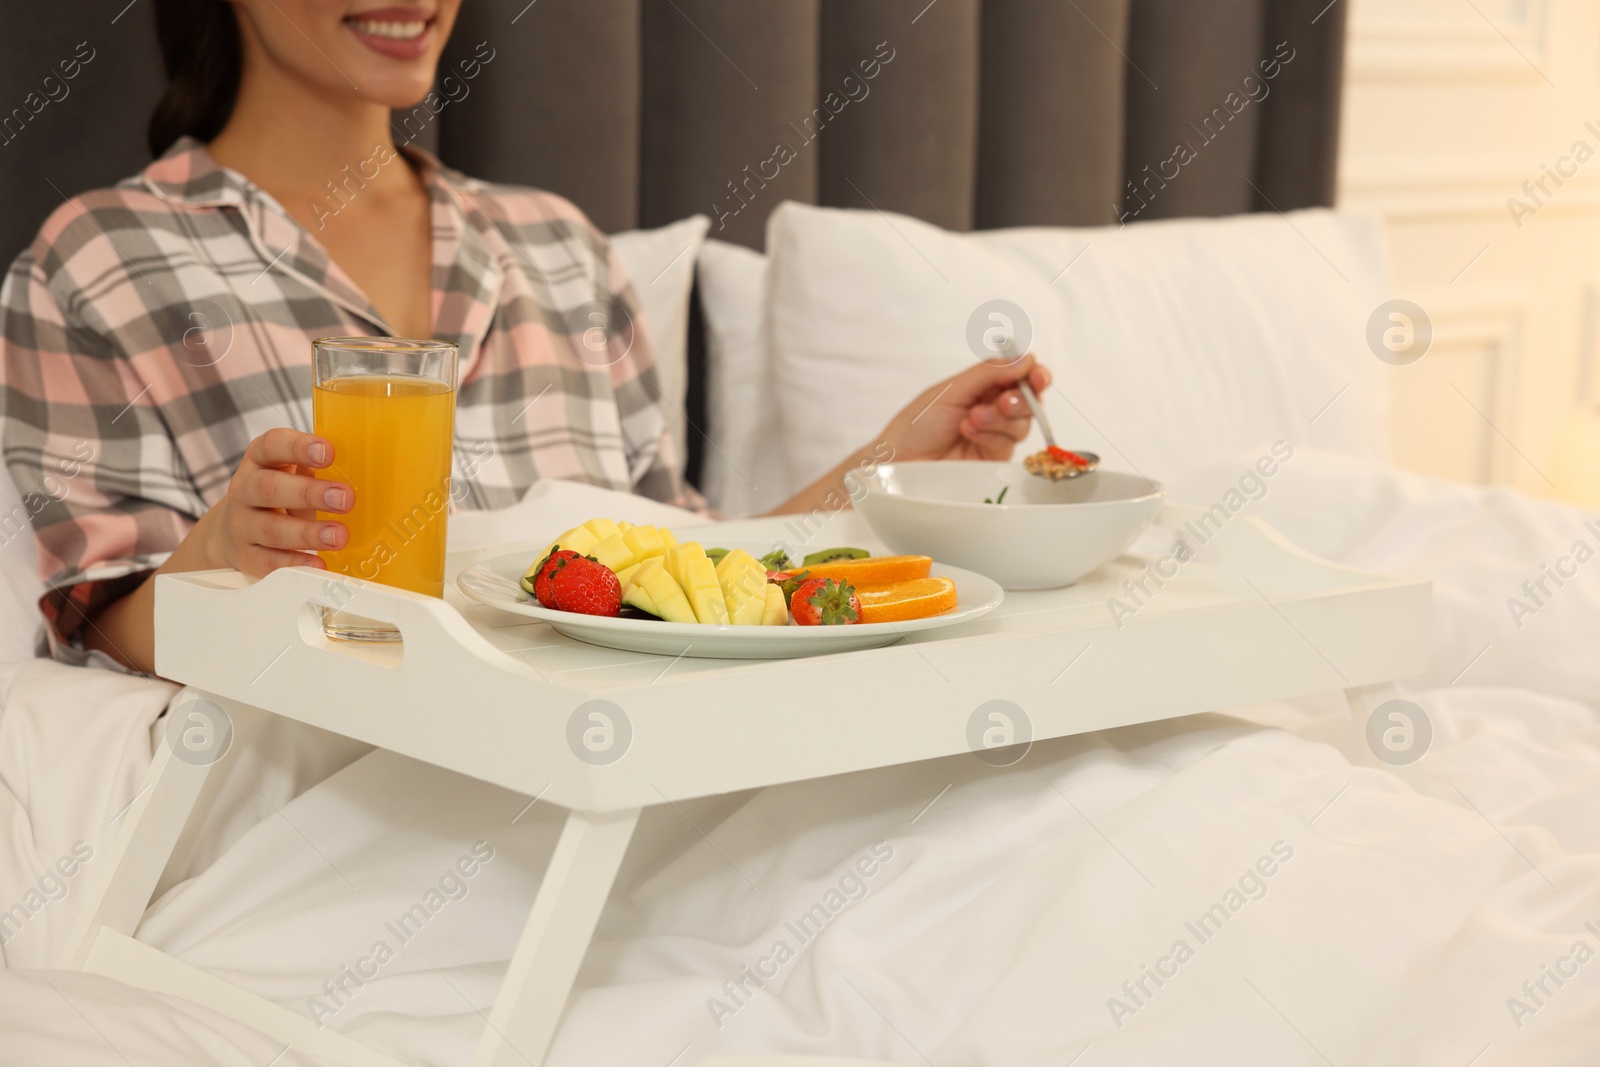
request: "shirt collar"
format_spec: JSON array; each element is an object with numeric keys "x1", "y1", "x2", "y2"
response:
[
  {"x1": 141, "y1": 136, "x2": 251, "y2": 208},
  {"x1": 140, "y1": 134, "x2": 457, "y2": 215},
  {"x1": 138, "y1": 136, "x2": 504, "y2": 370}
]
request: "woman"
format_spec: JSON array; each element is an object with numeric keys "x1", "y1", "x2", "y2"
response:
[{"x1": 0, "y1": 0, "x2": 1049, "y2": 677}]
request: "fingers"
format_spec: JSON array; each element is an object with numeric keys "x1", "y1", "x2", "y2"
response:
[
  {"x1": 236, "y1": 467, "x2": 352, "y2": 513},
  {"x1": 953, "y1": 353, "x2": 1056, "y2": 407},
  {"x1": 989, "y1": 388, "x2": 1031, "y2": 420},
  {"x1": 965, "y1": 403, "x2": 1031, "y2": 441},
  {"x1": 945, "y1": 352, "x2": 1037, "y2": 406},
  {"x1": 229, "y1": 503, "x2": 347, "y2": 555},
  {"x1": 219, "y1": 429, "x2": 352, "y2": 577},
  {"x1": 958, "y1": 421, "x2": 1023, "y2": 459},
  {"x1": 246, "y1": 428, "x2": 333, "y2": 472}
]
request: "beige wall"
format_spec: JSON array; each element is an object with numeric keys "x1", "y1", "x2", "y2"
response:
[{"x1": 1339, "y1": 0, "x2": 1600, "y2": 501}]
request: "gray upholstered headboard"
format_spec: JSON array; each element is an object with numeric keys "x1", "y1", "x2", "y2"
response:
[
  {"x1": 438, "y1": 0, "x2": 1346, "y2": 243},
  {"x1": 0, "y1": 0, "x2": 1346, "y2": 482}
]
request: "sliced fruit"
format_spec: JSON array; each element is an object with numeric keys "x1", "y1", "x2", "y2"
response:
[
  {"x1": 630, "y1": 558, "x2": 696, "y2": 624},
  {"x1": 583, "y1": 517, "x2": 622, "y2": 542},
  {"x1": 622, "y1": 525, "x2": 665, "y2": 564},
  {"x1": 683, "y1": 556, "x2": 729, "y2": 625},
  {"x1": 761, "y1": 583, "x2": 789, "y2": 626},
  {"x1": 617, "y1": 520, "x2": 634, "y2": 532},
  {"x1": 663, "y1": 543, "x2": 705, "y2": 592},
  {"x1": 589, "y1": 532, "x2": 634, "y2": 573},
  {"x1": 659, "y1": 527, "x2": 679, "y2": 550},
  {"x1": 615, "y1": 560, "x2": 644, "y2": 587},
  {"x1": 758, "y1": 548, "x2": 793, "y2": 571},
  {"x1": 715, "y1": 548, "x2": 768, "y2": 626},
  {"x1": 622, "y1": 579, "x2": 660, "y2": 618},
  {"x1": 538, "y1": 524, "x2": 599, "y2": 561},
  {"x1": 801, "y1": 547, "x2": 870, "y2": 566},
  {"x1": 803, "y1": 555, "x2": 932, "y2": 586},
  {"x1": 856, "y1": 576, "x2": 958, "y2": 624},
  {"x1": 705, "y1": 547, "x2": 731, "y2": 566},
  {"x1": 715, "y1": 547, "x2": 765, "y2": 581}
]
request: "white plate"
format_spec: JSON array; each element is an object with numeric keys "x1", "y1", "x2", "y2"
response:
[{"x1": 455, "y1": 545, "x2": 1004, "y2": 659}]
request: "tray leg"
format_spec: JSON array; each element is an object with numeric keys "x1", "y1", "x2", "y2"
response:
[
  {"x1": 58, "y1": 690, "x2": 225, "y2": 969},
  {"x1": 1344, "y1": 682, "x2": 1402, "y2": 767},
  {"x1": 471, "y1": 806, "x2": 641, "y2": 1067}
]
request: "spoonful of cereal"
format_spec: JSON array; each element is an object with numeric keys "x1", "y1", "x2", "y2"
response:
[{"x1": 1016, "y1": 379, "x2": 1099, "y2": 480}]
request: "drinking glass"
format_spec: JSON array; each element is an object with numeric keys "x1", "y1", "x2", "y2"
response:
[{"x1": 312, "y1": 337, "x2": 459, "y2": 641}]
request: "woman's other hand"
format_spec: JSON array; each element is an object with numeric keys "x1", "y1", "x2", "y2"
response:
[
  {"x1": 203, "y1": 428, "x2": 352, "y2": 576},
  {"x1": 879, "y1": 354, "x2": 1053, "y2": 462}
]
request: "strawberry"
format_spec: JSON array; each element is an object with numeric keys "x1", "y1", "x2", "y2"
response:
[
  {"x1": 550, "y1": 556, "x2": 623, "y2": 617},
  {"x1": 789, "y1": 576, "x2": 861, "y2": 626},
  {"x1": 530, "y1": 547, "x2": 584, "y2": 608},
  {"x1": 1046, "y1": 445, "x2": 1090, "y2": 467}
]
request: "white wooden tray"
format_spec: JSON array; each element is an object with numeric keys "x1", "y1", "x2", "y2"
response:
[{"x1": 149, "y1": 506, "x2": 1429, "y2": 813}]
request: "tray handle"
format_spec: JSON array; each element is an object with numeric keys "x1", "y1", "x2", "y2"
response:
[{"x1": 155, "y1": 565, "x2": 520, "y2": 682}]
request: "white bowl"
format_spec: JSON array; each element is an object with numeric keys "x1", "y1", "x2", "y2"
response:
[{"x1": 853, "y1": 461, "x2": 1164, "y2": 590}]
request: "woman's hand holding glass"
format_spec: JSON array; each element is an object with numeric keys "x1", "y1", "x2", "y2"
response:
[{"x1": 205, "y1": 428, "x2": 353, "y2": 577}]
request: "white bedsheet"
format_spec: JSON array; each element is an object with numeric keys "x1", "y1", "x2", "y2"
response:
[{"x1": 1, "y1": 457, "x2": 1597, "y2": 1067}]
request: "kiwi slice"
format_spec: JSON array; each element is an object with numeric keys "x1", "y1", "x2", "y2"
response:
[
  {"x1": 705, "y1": 547, "x2": 731, "y2": 565},
  {"x1": 758, "y1": 548, "x2": 793, "y2": 571},
  {"x1": 801, "y1": 547, "x2": 870, "y2": 566}
]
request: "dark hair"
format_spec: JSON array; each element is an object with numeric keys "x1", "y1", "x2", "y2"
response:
[{"x1": 148, "y1": 0, "x2": 244, "y2": 157}]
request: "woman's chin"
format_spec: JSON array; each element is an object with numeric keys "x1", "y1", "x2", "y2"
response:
[{"x1": 353, "y1": 71, "x2": 444, "y2": 112}]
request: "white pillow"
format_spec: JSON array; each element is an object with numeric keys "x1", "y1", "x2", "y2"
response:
[
  {"x1": 765, "y1": 202, "x2": 1391, "y2": 491},
  {"x1": 696, "y1": 240, "x2": 792, "y2": 517},
  {"x1": 608, "y1": 214, "x2": 711, "y2": 476}
]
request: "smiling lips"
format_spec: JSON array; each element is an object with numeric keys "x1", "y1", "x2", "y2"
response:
[{"x1": 344, "y1": 6, "x2": 435, "y2": 60}]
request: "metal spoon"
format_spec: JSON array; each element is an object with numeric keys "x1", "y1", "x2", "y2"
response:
[{"x1": 1016, "y1": 379, "x2": 1100, "y2": 479}]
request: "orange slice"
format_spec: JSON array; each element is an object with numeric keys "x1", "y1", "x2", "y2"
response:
[
  {"x1": 803, "y1": 555, "x2": 932, "y2": 586},
  {"x1": 856, "y1": 576, "x2": 958, "y2": 624}
]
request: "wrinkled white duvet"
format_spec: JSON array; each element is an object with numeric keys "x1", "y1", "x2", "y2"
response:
[{"x1": 2, "y1": 454, "x2": 1598, "y2": 1067}]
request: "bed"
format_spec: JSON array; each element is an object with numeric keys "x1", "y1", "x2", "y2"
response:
[{"x1": 4, "y1": 4, "x2": 1600, "y2": 1066}]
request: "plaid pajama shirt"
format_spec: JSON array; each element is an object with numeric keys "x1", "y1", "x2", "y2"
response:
[{"x1": 0, "y1": 137, "x2": 700, "y2": 669}]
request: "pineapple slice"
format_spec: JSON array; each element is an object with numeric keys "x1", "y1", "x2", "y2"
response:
[
  {"x1": 630, "y1": 559, "x2": 696, "y2": 624},
  {"x1": 589, "y1": 532, "x2": 634, "y2": 573},
  {"x1": 715, "y1": 549, "x2": 768, "y2": 626},
  {"x1": 761, "y1": 583, "x2": 789, "y2": 626},
  {"x1": 584, "y1": 517, "x2": 623, "y2": 542}
]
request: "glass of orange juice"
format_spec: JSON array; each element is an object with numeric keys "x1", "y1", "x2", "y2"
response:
[{"x1": 312, "y1": 337, "x2": 459, "y2": 641}]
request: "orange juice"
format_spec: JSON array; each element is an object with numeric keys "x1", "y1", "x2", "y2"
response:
[{"x1": 313, "y1": 375, "x2": 456, "y2": 596}]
